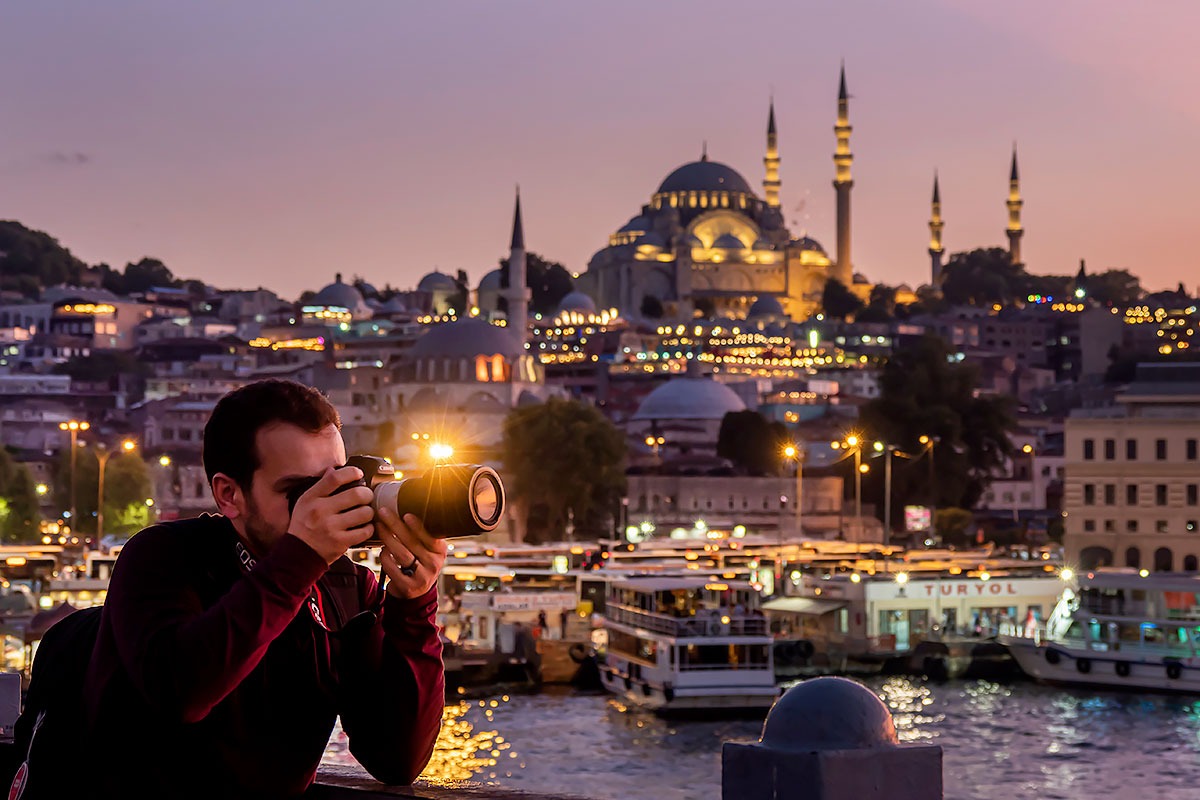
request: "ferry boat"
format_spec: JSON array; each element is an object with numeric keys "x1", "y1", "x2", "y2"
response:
[
  {"x1": 1001, "y1": 569, "x2": 1200, "y2": 692},
  {"x1": 598, "y1": 575, "x2": 778, "y2": 715}
]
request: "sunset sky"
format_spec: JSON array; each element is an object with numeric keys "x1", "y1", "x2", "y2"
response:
[{"x1": 2, "y1": 1, "x2": 1197, "y2": 300}]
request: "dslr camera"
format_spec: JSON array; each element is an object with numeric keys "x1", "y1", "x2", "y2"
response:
[{"x1": 287, "y1": 455, "x2": 505, "y2": 543}]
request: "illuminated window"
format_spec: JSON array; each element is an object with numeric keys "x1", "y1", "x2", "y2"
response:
[{"x1": 475, "y1": 356, "x2": 489, "y2": 382}]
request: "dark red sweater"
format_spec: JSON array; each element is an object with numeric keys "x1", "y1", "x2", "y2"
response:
[{"x1": 83, "y1": 515, "x2": 444, "y2": 799}]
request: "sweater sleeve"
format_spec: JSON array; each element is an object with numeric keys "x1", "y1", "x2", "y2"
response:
[
  {"x1": 337, "y1": 575, "x2": 444, "y2": 786},
  {"x1": 104, "y1": 526, "x2": 328, "y2": 723}
]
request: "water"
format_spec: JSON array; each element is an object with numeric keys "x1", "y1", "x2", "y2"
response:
[{"x1": 323, "y1": 679, "x2": 1200, "y2": 799}]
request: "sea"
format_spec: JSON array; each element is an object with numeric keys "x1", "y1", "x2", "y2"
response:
[{"x1": 322, "y1": 678, "x2": 1200, "y2": 800}]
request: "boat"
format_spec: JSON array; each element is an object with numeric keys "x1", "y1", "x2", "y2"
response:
[
  {"x1": 598, "y1": 575, "x2": 779, "y2": 715},
  {"x1": 1001, "y1": 568, "x2": 1200, "y2": 692}
]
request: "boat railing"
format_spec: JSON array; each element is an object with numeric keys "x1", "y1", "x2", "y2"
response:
[
  {"x1": 606, "y1": 604, "x2": 768, "y2": 636},
  {"x1": 677, "y1": 661, "x2": 771, "y2": 671}
]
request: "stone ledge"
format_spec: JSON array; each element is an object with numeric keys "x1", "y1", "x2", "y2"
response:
[{"x1": 310, "y1": 765, "x2": 593, "y2": 800}]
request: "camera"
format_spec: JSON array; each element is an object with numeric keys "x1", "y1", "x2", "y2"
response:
[{"x1": 286, "y1": 455, "x2": 505, "y2": 541}]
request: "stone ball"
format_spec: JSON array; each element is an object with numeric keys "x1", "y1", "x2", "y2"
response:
[{"x1": 761, "y1": 677, "x2": 897, "y2": 751}]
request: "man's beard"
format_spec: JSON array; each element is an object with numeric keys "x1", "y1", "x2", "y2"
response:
[{"x1": 241, "y1": 490, "x2": 282, "y2": 557}]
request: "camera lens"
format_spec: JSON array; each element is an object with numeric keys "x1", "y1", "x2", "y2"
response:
[{"x1": 472, "y1": 472, "x2": 501, "y2": 525}]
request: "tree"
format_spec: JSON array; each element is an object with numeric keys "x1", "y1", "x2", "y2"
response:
[
  {"x1": 821, "y1": 278, "x2": 864, "y2": 320},
  {"x1": 103, "y1": 257, "x2": 179, "y2": 295},
  {"x1": 939, "y1": 248, "x2": 1025, "y2": 307},
  {"x1": 1087, "y1": 269, "x2": 1142, "y2": 306},
  {"x1": 859, "y1": 334, "x2": 1016, "y2": 511},
  {"x1": 502, "y1": 398, "x2": 626, "y2": 543},
  {"x1": 52, "y1": 449, "x2": 152, "y2": 535},
  {"x1": 498, "y1": 252, "x2": 575, "y2": 317},
  {"x1": 0, "y1": 220, "x2": 88, "y2": 295},
  {"x1": 716, "y1": 410, "x2": 789, "y2": 476},
  {"x1": 0, "y1": 449, "x2": 41, "y2": 542}
]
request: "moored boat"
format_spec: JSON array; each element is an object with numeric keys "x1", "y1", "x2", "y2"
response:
[
  {"x1": 1001, "y1": 568, "x2": 1200, "y2": 692},
  {"x1": 599, "y1": 575, "x2": 778, "y2": 715}
]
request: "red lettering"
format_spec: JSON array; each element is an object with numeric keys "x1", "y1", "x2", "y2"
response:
[
  {"x1": 1007, "y1": 583, "x2": 1017, "y2": 594},
  {"x1": 975, "y1": 584, "x2": 986, "y2": 595},
  {"x1": 925, "y1": 585, "x2": 934, "y2": 596},
  {"x1": 941, "y1": 585, "x2": 952, "y2": 596},
  {"x1": 957, "y1": 585, "x2": 967, "y2": 596},
  {"x1": 989, "y1": 583, "x2": 1001, "y2": 594}
]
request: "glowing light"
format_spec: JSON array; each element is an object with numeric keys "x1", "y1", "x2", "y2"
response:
[
  {"x1": 158, "y1": 455, "x2": 171, "y2": 467},
  {"x1": 122, "y1": 439, "x2": 136, "y2": 452},
  {"x1": 850, "y1": 573, "x2": 861, "y2": 583},
  {"x1": 1059, "y1": 568, "x2": 1074, "y2": 582},
  {"x1": 1139, "y1": 569, "x2": 1150, "y2": 578},
  {"x1": 35, "y1": 484, "x2": 48, "y2": 496},
  {"x1": 895, "y1": 572, "x2": 909, "y2": 585},
  {"x1": 979, "y1": 571, "x2": 991, "y2": 581},
  {"x1": 429, "y1": 443, "x2": 454, "y2": 461}
]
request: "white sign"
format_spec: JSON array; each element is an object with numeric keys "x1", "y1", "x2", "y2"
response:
[{"x1": 463, "y1": 591, "x2": 578, "y2": 612}]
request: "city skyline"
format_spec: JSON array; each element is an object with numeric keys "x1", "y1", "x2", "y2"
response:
[{"x1": 2, "y1": 1, "x2": 1198, "y2": 299}]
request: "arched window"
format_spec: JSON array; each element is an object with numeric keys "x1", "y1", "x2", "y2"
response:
[
  {"x1": 1154, "y1": 547, "x2": 1174, "y2": 572},
  {"x1": 1185, "y1": 555, "x2": 1198, "y2": 572},
  {"x1": 1079, "y1": 546, "x2": 1113, "y2": 569},
  {"x1": 490, "y1": 354, "x2": 509, "y2": 382},
  {"x1": 1125, "y1": 547, "x2": 1141, "y2": 569},
  {"x1": 475, "y1": 355, "x2": 490, "y2": 382}
]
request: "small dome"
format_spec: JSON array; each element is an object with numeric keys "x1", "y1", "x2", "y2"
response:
[
  {"x1": 681, "y1": 233, "x2": 703, "y2": 247},
  {"x1": 713, "y1": 233, "x2": 746, "y2": 250},
  {"x1": 478, "y1": 269, "x2": 504, "y2": 291},
  {"x1": 558, "y1": 291, "x2": 597, "y2": 314},
  {"x1": 634, "y1": 232, "x2": 666, "y2": 250},
  {"x1": 418, "y1": 271, "x2": 458, "y2": 293},
  {"x1": 310, "y1": 273, "x2": 365, "y2": 310},
  {"x1": 408, "y1": 317, "x2": 522, "y2": 360},
  {"x1": 357, "y1": 280, "x2": 378, "y2": 297},
  {"x1": 747, "y1": 295, "x2": 785, "y2": 319},
  {"x1": 761, "y1": 677, "x2": 897, "y2": 751},
  {"x1": 379, "y1": 295, "x2": 409, "y2": 314},
  {"x1": 632, "y1": 377, "x2": 746, "y2": 421},
  {"x1": 618, "y1": 216, "x2": 651, "y2": 234},
  {"x1": 656, "y1": 160, "x2": 755, "y2": 196},
  {"x1": 790, "y1": 236, "x2": 827, "y2": 255}
]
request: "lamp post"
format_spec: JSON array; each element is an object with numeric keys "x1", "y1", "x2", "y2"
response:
[
  {"x1": 873, "y1": 441, "x2": 896, "y2": 546},
  {"x1": 919, "y1": 435, "x2": 939, "y2": 540},
  {"x1": 96, "y1": 439, "x2": 137, "y2": 540},
  {"x1": 58, "y1": 419, "x2": 90, "y2": 525},
  {"x1": 832, "y1": 433, "x2": 864, "y2": 543},
  {"x1": 782, "y1": 443, "x2": 805, "y2": 540}
]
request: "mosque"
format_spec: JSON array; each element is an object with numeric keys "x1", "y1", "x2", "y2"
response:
[{"x1": 579, "y1": 68, "x2": 862, "y2": 323}]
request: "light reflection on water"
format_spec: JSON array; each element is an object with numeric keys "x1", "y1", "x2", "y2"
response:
[{"x1": 323, "y1": 680, "x2": 1200, "y2": 800}]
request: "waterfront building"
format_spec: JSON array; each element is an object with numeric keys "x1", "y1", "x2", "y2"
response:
[{"x1": 1064, "y1": 363, "x2": 1200, "y2": 571}]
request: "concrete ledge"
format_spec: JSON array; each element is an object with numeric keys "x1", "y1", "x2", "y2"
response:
[
  {"x1": 721, "y1": 742, "x2": 943, "y2": 800},
  {"x1": 310, "y1": 765, "x2": 592, "y2": 799}
]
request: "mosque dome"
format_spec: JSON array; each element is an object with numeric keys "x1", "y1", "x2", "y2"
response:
[
  {"x1": 557, "y1": 291, "x2": 597, "y2": 315},
  {"x1": 747, "y1": 295, "x2": 785, "y2": 319},
  {"x1": 790, "y1": 236, "x2": 827, "y2": 255},
  {"x1": 634, "y1": 232, "x2": 666, "y2": 250},
  {"x1": 408, "y1": 317, "x2": 523, "y2": 360},
  {"x1": 656, "y1": 160, "x2": 755, "y2": 196},
  {"x1": 310, "y1": 273, "x2": 365, "y2": 310},
  {"x1": 379, "y1": 295, "x2": 409, "y2": 314},
  {"x1": 681, "y1": 232, "x2": 703, "y2": 248},
  {"x1": 477, "y1": 269, "x2": 504, "y2": 291},
  {"x1": 618, "y1": 216, "x2": 651, "y2": 234},
  {"x1": 713, "y1": 233, "x2": 746, "y2": 250},
  {"x1": 418, "y1": 271, "x2": 458, "y2": 293},
  {"x1": 632, "y1": 377, "x2": 747, "y2": 422}
]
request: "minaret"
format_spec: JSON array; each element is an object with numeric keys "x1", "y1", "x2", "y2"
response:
[
  {"x1": 503, "y1": 189, "x2": 530, "y2": 347},
  {"x1": 929, "y1": 172, "x2": 945, "y2": 286},
  {"x1": 832, "y1": 64, "x2": 854, "y2": 287},
  {"x1": 1006, "y1": 145, "x2": 1024, "y2": 266},
  {"x1": 763, "y1": 99, "x2": 781, "y2": 209}
]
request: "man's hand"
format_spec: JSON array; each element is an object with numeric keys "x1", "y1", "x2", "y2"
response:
[
  {"x1": 375, "y1": 509, "x2": 447, "y2": 600},
  {"x1": 288, "y1": 466, "x2": 375, "y2": 564}
]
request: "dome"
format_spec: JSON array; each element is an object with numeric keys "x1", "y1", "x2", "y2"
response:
[
  {"x1": 632, "y1": 377, "x2": 746, "y2": 421},
  {"x1": 790, "y1": 236, "x2": 827, "y2": 255},
  {"x1": 634, "y1": 232, "x2": 666, "y2": 250},
  {"x1": 713, "y1": 233, "x2": 746, "y2": 250},
  {"x1": 310, "y1": 273, "x2": 365, "y2": 310},
  {"x1": 762, "y1": 677, "x2": 897, "y2": 752},
  {"x1": 657, "y1": 160, "x2": 755, "y2": 196},
  {"x1": 747, "y1": 295, "x2": 785, "y2": 319},
  {"x1": 408, "y1": 317, "x2": 523, "y2": 360},
  {"x1": 477, "y1": 269, "x2": 504, "y2": 291},
  {"x1": 618, "y1": 216, "x2": 651, "y2": 234},
  {"x1": 681, "y1": 232, "x2": 703, "y2": 247},
  {"x1": 418, "y1": 271, "x2": 458, "y2": 293},
  {"x1": 379, "y1": 295, "x2": 409, "y2": 314},
  {"x1": 357, "y1": 280, "x2": 378, "y2": 297},
  {"x1": 557, "y1": 291, "x2": 597, "y2": 315}
]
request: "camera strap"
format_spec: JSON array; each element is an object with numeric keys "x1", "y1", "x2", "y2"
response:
[{"x1": 234, "y1": 539, "x2": 332, "y2": 632}]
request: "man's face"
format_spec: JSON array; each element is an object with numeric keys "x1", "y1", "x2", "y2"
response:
[{"x1": 238, "y1": 422, "x2": 346, "y2": 555}]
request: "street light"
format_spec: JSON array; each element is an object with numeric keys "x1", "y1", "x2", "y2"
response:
[
  {"x1": 832, "y1": 433, "x2": 864, "y2": 542},
  {"x1": 96, "y1": 439, "x2": 137, "y2": 540},
  {"x1": 919, "y1": 435, "x2": 940, "y2": 539},
  {"x1": 781, "y1": 442, "x2": 806, "y2": 581},
  {"x1": 58, "y1": 419, "x2": 90, "y2": 524},
  {"x1": 873, "y1": 441, "x2": 898, "y2": 547}
]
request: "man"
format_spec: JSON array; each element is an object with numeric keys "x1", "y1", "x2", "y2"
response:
[{"x1": 82, "y1": 379, "x2": 445, "y2": 798}]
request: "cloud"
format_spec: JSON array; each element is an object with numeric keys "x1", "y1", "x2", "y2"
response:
[{"x1": 44, "y1": 151, "x2": 91, "y2": 166}]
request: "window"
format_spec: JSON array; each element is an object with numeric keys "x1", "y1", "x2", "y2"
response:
[
  {"x1": 1157, "y1": 520, "x2": 1169, "y2": 533},
  {"x1": 1188, "y1": 520, "x2": 1198, "y2": 533},
  {"x1": 1084, "y1": 485, "x2": 1096, "y2": 505},
  {"x1": 1104, "y1": 484, "x2": 1116, "y2": 505},
  {"x1": 1127, "y1": 485, "x2": 1139, "y2": 505},
  {"x1": 1083, "y1": 439, "x2": 1095, "y2": 460},
  {"x1": 1104, "y1": 520, "x2": 1116, "y2": 532},
  {"x1": 1189, "y1": 439, "x2": 1198, "y2": 461},
  {"x1": 1106, "y1": 439, "x2": 1117, "y2": 460},
  {"x1": 1157, "y1": 484, "x2": 1169, "y2": 506},
  {"x1": 1127, "y1": 519, "x2": 1139, "y2": 533},
  {"x1": 1189, "y1": 485, "x2": 1198, "y2": 506},
  {"x1": 1083, "y1": 520, "x2": 1096, "y2": 532},
  {"x1": 1126, "y1": 439, "x2": 1137, "y2": 460},
  {"x1": 1156, "y1": 439, "x2": 1168, "y2": 460}
]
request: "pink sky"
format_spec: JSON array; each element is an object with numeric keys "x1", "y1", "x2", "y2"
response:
[{"x1": 1, "y1": 1, "x2": 1197, "y2": 300}]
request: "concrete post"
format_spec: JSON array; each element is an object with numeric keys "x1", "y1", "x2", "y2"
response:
[{"x1": 722, "y1": 677, "x2": 942, "y2": 800}]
